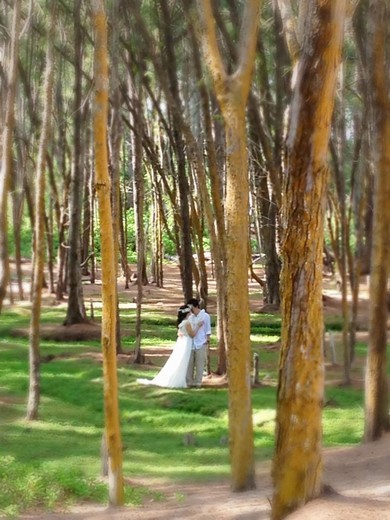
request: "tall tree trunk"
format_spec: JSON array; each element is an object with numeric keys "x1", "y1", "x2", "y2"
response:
[
  {"x1": 119, "y1": 168, "x2": 130, "y2": 287},
  {"x1": 44, "y1": 210, "x2": 55, "y2": 294},
  {"x1": 150, "y1": 169, "x2": 164, "y2": 287},
  {"x1": 248, "y1": 102, "x2": 281, "y2": 306},
  {"x1": 108, "y1": 5, "x2": 123, "y2": 353},
  {"x1": 26, "y1": 4, "x2": 55, "y2": 421},
  {"x1": 183, "y1": 2, "x2": 227, "y2": 373},
  {"x1": 81, "y1": 123, "x2": 92, "y2": 277},
  {"x1": 0, "y1": 0, "x2": 21, "y2": 312},
  {"x1": 90, "y1": 166, "x2": 96, "y2": 286},
  {"x1": 91, "y1": 0, "x2": 124, "y2": 506},
  {"x1": 364, "y1": 0, "x2": 390, "y2": 442},
  {"x1": 160, "y1": 0, "x2": 193, "y2": 302},
  {"x1": 10, "y1": 156, "x2": 25, "y2": 301},
  {"x1": 197, "y1": 0, "x2": 261, "y2": 492},
  {"x1": 330, "y1": 139, "x2": 351, "y2": 383},
  {"x1": 52, "y1": 86, "x2": 70, "y2": 300},
  {"x1": 272, "y1": 2, "x2": 346, "y2": 518},
  {"x1": 133, "y1": 83, "x2": 145, "y2": 364},
  {"x1": 64, "y1": 0, "x2": 87, "y2": 325}
]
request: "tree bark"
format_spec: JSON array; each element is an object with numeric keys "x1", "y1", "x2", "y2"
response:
[
  {"x1": 197, "y1": 0, "x2": 261, "y2": 491},
  {"x1": 91, "y1": 0, "x2": 124, "y2": 506},
  {"x1": 64, "y1": 0, "x2": 87, "y2": 325},
  {"x1": 108, "y1": 6, "x2": 124, "y2": 354},
  {"x1": 364, "y1": 0, "x2": 390, "y2": 442},
  {"x1": 0, "y1": 0, "x2": 21, "y2": 312},
  {"x1": 184, "y1": 4, "x2": 227, "y2": 370},
  {"x1": 26, "y1": 3, "x2": 56, "y2": 421},
  {"x1": 160, "y1": 0, "x2": 193, "y2": 302},
  {"x1": 132, "y1": 80, "x2": 145, "y2": 364},
  {"x1": 272, "y1": 2, "x2": 346, "y2": 518},
  {"x1": 10, "y1": 156, "x2": 25, "y2": 301}
]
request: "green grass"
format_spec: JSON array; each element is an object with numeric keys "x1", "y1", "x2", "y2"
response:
[{"x1": 0, "y1": 306, "x2": 371, "y2": 517}]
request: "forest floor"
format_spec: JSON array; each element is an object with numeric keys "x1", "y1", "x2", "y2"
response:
[
  {"x1": 12, "y1": 263, "x2": 390, "y2": 519},
  {"x1": 20, "y1": 433, "x2": 390, "y2": 519}
]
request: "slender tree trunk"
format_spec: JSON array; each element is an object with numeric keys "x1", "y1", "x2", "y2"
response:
[
  {"x1": 133, "y1": 83, "x2": 145, "y2": 364},
  {"x1": 330, "y1": 140, "x2": 351, "y2": 383},
  {"x1": 64, "y1": 0, "x2": 87, "y2": 325},
  {"x1": 183, "y1": 3, "x2": 227, "y2": 373},
  {"x1": 108, "y1": 9, "x2": 123, "y2": 354},
  {"x1": 150, "y1": 171, "x2": 164, "y2": 287},
  {"x1": 190, "y1": 199, "x2": 208, "y2": 306},
  {"x1": 364, "y1": 0, "x2": 390, "y2": 442},
  {"x1": 52, "y1": 89, "x2": 70, "y2": 300},
  {"x1": 44, "y1": 210, "x2": 55, "y2": 294},
  {"x1": 0, "y1": 0, "x2": 21, "y2": 312},
  {"x1": 160, "y1": 0, "x2": 193, "y2": 302},
  {"x1": 91, "y1": 0, "x2": 124, "y2": 506},
  {"x1": 272, "y1": 3, "x2": 346, "y2": 518},
  {"x1": 10, "y1": 161, "x2": 25, "y2": 301},
  {"x1": 82, "y1": 124, "x2": 92, "y2": 276},
  {"x1": 248, "y1": 101, "x2": 281, "y2": 306},
  {"x1": 26, "y1": 4, "x2": 55, "y2": 421},
  {"x1": 119, "y1": 173, "x2": 130, "y2": 287},
  {"x1": 88, "y1": 138, "x2": 96, "y2": 286}
]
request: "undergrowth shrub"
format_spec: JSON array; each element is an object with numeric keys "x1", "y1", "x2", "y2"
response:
[{"x1": 0, "y1": 456, "x2": 161, "y2": 518}]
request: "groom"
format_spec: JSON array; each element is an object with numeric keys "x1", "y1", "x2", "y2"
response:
[{"x1": 186, "y1": 298, "x2": 211, "y2": 388}]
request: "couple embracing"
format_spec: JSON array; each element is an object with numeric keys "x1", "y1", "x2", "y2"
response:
[{"x1": 137, "y1": 298, "x2": 211, "y2": 389}]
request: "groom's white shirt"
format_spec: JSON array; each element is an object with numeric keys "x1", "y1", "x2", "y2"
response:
[{"x1": 190, "y1": 309, "x2": 211, "y2": 349}]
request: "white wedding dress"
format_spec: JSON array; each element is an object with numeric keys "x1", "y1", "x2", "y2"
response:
[{"x1": 137, "y1": 319, "x2": 193, "y2": 388}]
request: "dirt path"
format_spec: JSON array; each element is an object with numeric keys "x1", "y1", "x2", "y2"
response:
[{"x1": 20, "y1": 434, "x2": 390, "y2": 519}]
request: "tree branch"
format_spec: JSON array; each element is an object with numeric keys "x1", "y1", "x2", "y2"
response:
[
  {"x1": 196, "y1": 0, "x2": 228, "y2": 96},
  {"x1": 276, "y1": 0, "x2": 300, "y2": 63},
  {"x1": 233, "y1": 0, "x2": 262, "y2": 100}
]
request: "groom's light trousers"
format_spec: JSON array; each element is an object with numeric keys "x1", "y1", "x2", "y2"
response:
[{"x1": 186, "y1": 343, "x2": 207, "y2": 387}]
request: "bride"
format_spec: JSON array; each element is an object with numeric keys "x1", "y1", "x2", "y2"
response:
[{"x1": 137, "y1": 305, "x2": 203, "y2": 388}]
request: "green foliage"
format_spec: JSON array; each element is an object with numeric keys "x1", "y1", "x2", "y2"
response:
[
  {"x1": 7, "y1": 212, "x2": 33, "y2": 260},
  {"x1": 0, "y1": 454, "x2": 159, "y2": 519},
  {"x1": 162, "y1": 233, "x2": 177, "y2": 258},
  {"x1": 0, "y1": 456, "x2": 105, "y2": 518},
  {"x1": 325, "y1": 318, "x2": 344, "y2": 331}
]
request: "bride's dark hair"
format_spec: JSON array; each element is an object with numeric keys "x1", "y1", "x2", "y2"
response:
[{"x1": 177, "y1": 305, "x2": 191, "y2": 327}]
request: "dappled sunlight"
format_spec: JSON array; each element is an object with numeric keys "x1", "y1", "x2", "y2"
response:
[
  {"x1": 250, "y1": 333, "x2": 280, "y2": 343},
  {"x1": 253, "y1": 408, "x2": 276, "y2": 427},
  {"x1": 6, "y1": 418, "x2": 100, "y2": 436},
  {"x1": 127, "y1": 458, "x2": 231, "y2": 479}
]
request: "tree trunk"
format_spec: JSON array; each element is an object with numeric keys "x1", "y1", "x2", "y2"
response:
[
  {"x1": 10, "y1": 159, "x2": 25, "y2": 301},
  {"x1": 329, "y1": 139, "x2": 351, "y2": 383},
  {"x1": 183, "y1": 2, "x2": 227, "y2": 373},
  {"x1": 133, "y1": 81, "x2": 145, "y2": 364},
  {"x1": 364, "y1": 0, "x2": 390, "y2": 442},
  {"x1": 64, "y1": 0, "x2": 87, "y2": 325},
  {"x1": 151, "y1": 171, "x2": 164, "y2": 287},
  {"x1": 81, "y1": 125, "x2": 92, "y2": 277},
  {"x1": 271, "y1": 2, "x2": 346, "y2": 518},
  {"x1": 91, "y1": 0, "x2": 124, "y2": 506},
  {"x1": 51, "y1": 89, "x2": 70, "y2": 300},
  {"x1": 26, "y1": 4, "x2": 55, "y2": 421},
  {"x1": 197, "y1": 0, "x2": 261, "y2": 491},
  {"x1": 0, "y1": 0, "x2": 21, "y2": 312},
  {"x1": 248, "y1": 101, "x2": 281, "y2": 306},
  {"x1": 160, "y1": 0, "x2": 193, "y2": 302},
  {"x1": 44, "y1": 209, "x2": 55, "y2": 294},
  {"x1": 108, "y1": 10, "x2": 123, "y2": 354},
  {"x1": 89, "y1": 153, "x2": 96, "y2": 285}
]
